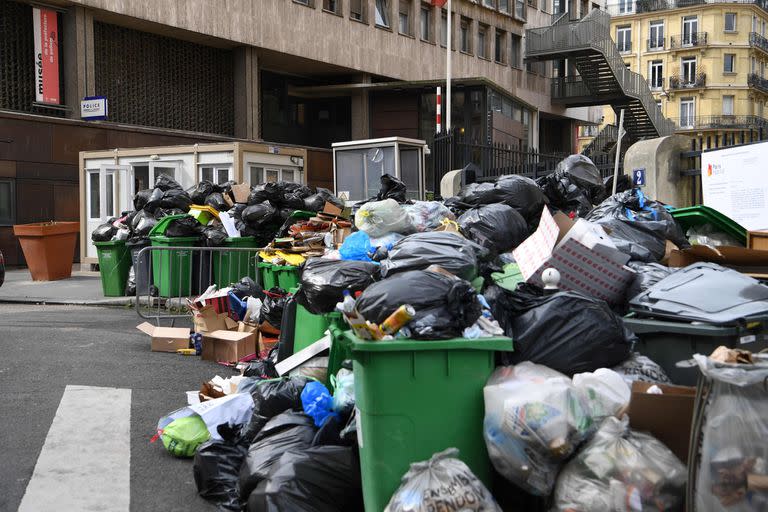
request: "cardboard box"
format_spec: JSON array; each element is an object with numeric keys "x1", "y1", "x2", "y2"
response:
[
  {"x1": 231, "y1": 183, "x2": 251, "y2": 204},
  {"x1": 194, "y1": 287, "x2": 233, "y2": 315},
  {"x1": 201, "y1": 330, "x2": 257, "y2": 362},
  {"x1": 238, "y1": 321, "x2": 258, "y2": 334},
  {"x1": 258, "y1": 332, "x2": 279, "y2": 359},
  {"x1": 512, "y1": 208, "x2": 634, "y2": 304},
  {"x1": 667, "y1": 245, "x2": 768, "y2": 278},
  {"x1": 259, "y1": 320, "x2": 281, "y2": 336},
  {"x1": 193, "y1": 305, "x2": 237, "y2": 333},
  {"x1": 627, "y1": 381, "x2": 696, "y2": 464},
  {"x1": 137, "y1": 322, "x2": 191, "y2": 353}
]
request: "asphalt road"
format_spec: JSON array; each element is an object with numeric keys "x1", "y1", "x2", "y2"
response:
[{"x1": 0, "y1": 304, "x2": 221, "y2": 512}]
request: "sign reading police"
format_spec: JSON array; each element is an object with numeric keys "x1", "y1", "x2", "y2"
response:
[{"x1": 81, "y1": 97, "x2": 108, "y2": 120}]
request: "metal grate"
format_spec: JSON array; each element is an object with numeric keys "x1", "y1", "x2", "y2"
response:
[
  {"x1": 0, "y1": 0, "x2": 65, "y2": 116},
  {"x1": 94, "y1": 22, "x2": 235, "y2": 135}
]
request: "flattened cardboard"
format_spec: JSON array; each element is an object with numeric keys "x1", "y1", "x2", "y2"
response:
[
  {"x1": 628, "y1": 381, "x2": 696, "y2": 464},
  {"x1": 137, "y1": 322, "x2": 191, "y2": 353},
  {"x1": 275, "y1": 335, "x2": 331, "y2": 376},
  {"x1": 512, "y1": 208, "x2": 634, "y2": 304},
  {"x1": 201, "y1": 330, "x2": 257, "y2": 362},
  {"x1": 667, "y1": 245, "x2": 768, "y2": 278},
  {"x1": 231, "y1": 183, "x2": 251, "y2": 204}
]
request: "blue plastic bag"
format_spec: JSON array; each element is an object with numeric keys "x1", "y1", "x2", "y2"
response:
[
  {"x1": 339, "y1": 231, "x2": 374, "y2": 262},
  {"x1": 301, "y1": 381, "x2": 339, "y2": 427}
]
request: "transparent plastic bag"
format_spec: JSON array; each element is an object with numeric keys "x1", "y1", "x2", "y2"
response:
[
  {"x1": 355, "y1": 199, "x2": 414, "y2": 237},
  {"x1": 332, "y1": 368, "x2": 355, "y2": 412},
  {"x1": 483, "y1": 363, "x2": 594, "y2": 496},
  {"x1": 553, "y1": 416, "x2": 686, "y2": 512},
  {"x1": 385, "y1": 448, "x2": 501, "y2": 512},
  {"x1": 687, "y1": 223, "x2": 743, "y2": 248},
  {"x1": 611, "y1": 352, "x2": 672, "y2": 385},
  {"x1": 572, "y1": 368, "x2": 631, "y2": 423},
  {"x1": 403, "y1": 201, "x2": 455, "y2": 232},
  {"x1": 693, "y1": 354, "x2": 768, "y2": 511}
]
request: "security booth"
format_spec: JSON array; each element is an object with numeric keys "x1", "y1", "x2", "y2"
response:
[
  {"x1": 332, "y1": 137, "x2": 428, "y2": 203},
  {"x1": 79, "y1": 141, "x2": 331, "y2": 265}
]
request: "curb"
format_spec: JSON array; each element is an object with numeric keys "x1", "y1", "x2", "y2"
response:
[{"x1": 0, "y1": 297, "x2": 135, "y2": 307}]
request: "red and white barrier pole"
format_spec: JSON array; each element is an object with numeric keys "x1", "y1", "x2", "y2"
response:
[{"x1": 436, "y1": 86, "x2": 442, "y2": 134}]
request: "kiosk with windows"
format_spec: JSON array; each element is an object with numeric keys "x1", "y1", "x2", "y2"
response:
[
  {"x1": 332, "y1": 137, "x2": 427, "y2": 203},
  {"x1": 79, "y1": 142, "x2": 331, "y2": 264}
]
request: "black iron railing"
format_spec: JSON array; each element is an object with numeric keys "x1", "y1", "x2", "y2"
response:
[
  {"x1": 646, "y1": 38, "x2": 665, "y2": 51},
  {"x1": 749, "y1": 73, "x2": 768, "y2": 93},
  {"x1": 669, "y1": 72, "x2": 706, "y2": 89},
  {"x1": 582, "y1": 124, "x2": 619, "y2": 157},
  {"x1": 670, "y1": 32, "x2": 708, "y2": 49},
  {"x1": 673, "y1": 115, "x2": 768, "y2": 130},
  {"x1": 607, "y1": 0, "x2": 768, "y2": 15},
  {"x1": 750, "y1": 32, "x2": 768, "y2": 54}
]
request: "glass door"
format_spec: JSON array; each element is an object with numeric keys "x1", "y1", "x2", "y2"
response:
[
  {"x1": 149, "y1": 161, "x2": 181, "y2": 187},
  {"x1": 680, "y1": 99, "x2": 695, "y2": 128},
  {"x1": 682, "y1": 16, "x2": 698, "y2": 46}
]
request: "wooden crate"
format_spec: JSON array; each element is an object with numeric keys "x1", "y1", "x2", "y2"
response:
[{"x1": 747, "y1": 230, "x2": 768, "y2": 250}]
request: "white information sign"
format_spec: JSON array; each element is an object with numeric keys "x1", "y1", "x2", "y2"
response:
[{"x1": 701, "y1": 141, "x2": 768, "y2": 230}]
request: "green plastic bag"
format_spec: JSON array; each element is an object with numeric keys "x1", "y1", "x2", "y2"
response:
[{"x1": 161, "y1": 415, "x2": 210, "y2": 457}]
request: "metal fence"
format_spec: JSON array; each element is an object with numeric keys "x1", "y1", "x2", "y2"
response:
[{"x1": 135, "y1": 245, "x2": 263, "y2": 326}]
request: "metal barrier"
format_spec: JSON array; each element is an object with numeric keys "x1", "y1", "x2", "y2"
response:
[{"x1": 135, "y1": 245, "x2": 264, "y2": 326}]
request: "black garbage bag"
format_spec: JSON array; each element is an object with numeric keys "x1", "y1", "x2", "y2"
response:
[
  {"x1": 154, "y1": 174, "x2": 183, "y2": 192},
  {"x1": 458, "y1": 204, "x2": 529, "y2": 254},
  {"x1": 304, "y1": 188, "x2": 345, "y2": 212},
  {"x1": 586, "y1": 189, "x2": 689, "y2": 262},
  {"x1": 188, "y1": 180, "x2": 216, "y2": 204},
  {"x1": 217, "y1": 180, "x2": 237, "y2": 196},
  {"x1": 457, "y1": 175, "x2": 546, "y2": 226},
  {"x1": 130, "y1": 210, "x2": 157, "y2": 237},
  {"x1": 160, "y1": 188, "x2": 192, "y2": 211},
  {"x1": 487, "y1": 284, "x2": 634, "y2": 375},
  {"x1": 625, "y1": 261, "x2": 675, "y2": 301},
  {"x1": 356, "y1": 269, "x2": 482, "y2": 339},
  {"x1": 239, "y1": 411, "x2": 318, "y2": 500},
  {"x1": 380, "y1": 231, "x2": 486, "y2": 281},
  {"x1": 204, "y1": 192, "x2": 229, "y2": 212},
  {"x1": 242, "y1": 359, "x2": 278, "y2": 379},
  {"x1": 603, "y1": 173, "x2": 632, "y2": 196},
  {"x1": 537, "y1": 171, "x2": 595, "y2": 217},
  {"x1": 154, "y1": 207, "x2": 187, "y2": 218},
  {"x1": 242, "y1": 376, "x2": 311, "y2": 442},
  {"x1": 91, "y1": 222, "x2": 116, "y2": 242},
  {"x1": 164, "y1": 216, "x2": 201, "y2": 238},
  {"x1": 246, "y1": 446, "x2": 363, "y2": 512},
  {"x1": 248, "y1": 183, "x2": 280, "y2": 205},
  {"x1": 294, "y1": 258, "x2": 380, "y2": 315},
  {"x1": 232, "y1": 276, "x2": 265, "y2": 300},
  {"x1": 201, "y1": 225, "x2": 228, "y2": 247},
  {"x1": 143, "y1": 188, "x2": 164, "y2": 213},
  {"x1": 376, "y1": 173, "x2": 407, "y2": 202},
  {"x1": 193, "y1": 425, "x2": 249, "y2": 512},
  {"x1": 243, "y1": 201, "x2": 277, "y2": 228},
  {"x1": 134, "y1": 189, "x2": 154, "y2": 211},
  {"x1": 260, "y1": 289, "x2": 287, "y2": 328}
]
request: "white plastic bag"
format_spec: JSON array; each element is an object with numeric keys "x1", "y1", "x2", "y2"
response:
[
  {"x1": 572, "y1": 368, "x2": 631, "y2": 422},
  {"x1": 385, "y1": 448, "x2": 501, "y2": 512},
  {"x1": 355, "y1": 199, "x2": 414, "y2": 237},
  {"x1": 332, "y1": 368, "x2": 355, "y2": 412},
  {"x1": 157, "y1": 392, "x2": 254, "y2": 441}
]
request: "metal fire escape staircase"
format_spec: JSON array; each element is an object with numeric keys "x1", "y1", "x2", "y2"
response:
[{"x1": 526, "y1": 10, "x2": 675, "y2": 142}]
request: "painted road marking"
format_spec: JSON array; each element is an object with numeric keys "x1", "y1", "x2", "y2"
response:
[{"x1": 18, "y1": 385, "x2": 131, "y2": 512}]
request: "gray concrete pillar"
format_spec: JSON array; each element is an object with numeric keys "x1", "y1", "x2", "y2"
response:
[
  {"x1": 62, "y1": 6, "x2": 91, "y2": 118},
  {"x1": 351, "y1": 74, "x2": 372, "y2": 140},
  {"x1": 623, "y1": 134, "x2": 693, "y2": 207},
  {"x1": 234, "y1": 47, "x2": 260, "y2": 140}
]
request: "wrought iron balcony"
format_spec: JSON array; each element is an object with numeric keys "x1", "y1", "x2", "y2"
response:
[
  {"x1": 646, "y1": 38, "x2": 666, "y2": 51},
  {"x1": 607, "y1": 0, "x2": 768, "y2": 16},
  {"x1": 670, "y1": 32, "x2": 707, "y2": 49},
  {"x1": 673, "y1": 115, "x2": 768, "y2": 130},
  {"x1": 749, "y1": 73, "x2": 768, "y2": 93},
  {"x1": 669, "y1": 73, "x2": 706, "y2": 89},
  {"x1": 750, "y1": 32, "x2": 768, "y2": 55}
]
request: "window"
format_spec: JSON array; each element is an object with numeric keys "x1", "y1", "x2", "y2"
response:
[
  {"x1": 682, "y1": 56, "x2": 697, "y2": 83},
  {"x1": 87, "y1": 170, "x2": 115, "y2": 220},
  {"x1": 440, "y1": 12, "x2": 447, "y2": 47},
  {"x1": 0, "y1": 179, "x2": 14, "y2": 225},
  {"x1": 682, "y1": 16, "x2": 698, "y2": 46},
  {"x1": 528, "y1": 0, "x2": 537, "y2": 7},
  {"x1": 680, "y1": 98, "x2": 695, "y2": 127},
  {"x1": 420, "y1": 4, "x2": 432, "y2": 41},
  {"x1": 375, "y1": 0, "x2": 390, "y2": 27},
  {"x1": 499, "y1": 0, "x2": 510, "y2": 13},
  {"x1": 724, "y1": 53, "x2": 736, "y2": 73},
  {"x1": 132, "y1": 164, "x2": 150, "y2": 192},
  {"x1": 200, "y1": 166, "x2": 232, "y2": 185},
  {"x1": 553, "y1": 0, "x2": 565, "y2": 14},
  {"x1": 510, "y1": 34, "x2": 522, "y2": 68},
  {"x1": 515, "y1": 0, "x2": 525, "y2": 20},
  {"x1": 753, "y1": 15, "x2": 759, "y2": 34},
  {"x1": 460, "y1": 18, "x2": 471, "y2": 53},
  {"x1": 617, "y1": 26, "x2": 631, "y2": 53},
  {"x1": 323, "y1": 0, "x2": 340, "y2": 13},
  {"x1": 723, "y1": 95, "x2": 735, "y2": 116},
  {"x1": 293, "y1": 0, "x2": 311, "y2": 5},
  {"x1": 619, "y1": 0, "x2": 633, "y2": 14},
  {"x1": 649, "y1": 21, "x2": 664, "y2": 50},
  {"x1": 483, "y1": 0, "x2": 495, "y2": 7},
  {"x1": 478, "y1": 24, "x2": 489, "y2": 59},
  {"x1": 495, "y1": 30, "x2": 506, "y2": 63},
  {"x1": 399, "y1": 0, "x2": 412, "y2": 35},
  {"x1": 649, "y1": 60, "x2": 663, "y2": 89},
  {"x1": 248, "y1": 166, "x2": 300, "y2": 185},
  {"x1": 350, "y1": 0, "x2": 365, "y2": 21},
  {"x1": 725, "y1": 13, "x2": 736, "y2": 32},
  {"x1": 752, "y1": 57, "x2": 758, "y2": 74}
]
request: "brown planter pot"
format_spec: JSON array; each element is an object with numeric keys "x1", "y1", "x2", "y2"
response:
[{"x1": 13, "y1": 222, "x2": 80, "y2": 281}]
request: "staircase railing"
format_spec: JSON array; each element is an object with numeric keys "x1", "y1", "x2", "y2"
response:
[{"x1": 582, "y1": 124, "x2": 618, "y2": 157}]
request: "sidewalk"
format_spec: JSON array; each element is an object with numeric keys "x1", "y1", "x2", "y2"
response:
[{"x1": 0, "y1": 267, "x2": 134, "y2": 306}]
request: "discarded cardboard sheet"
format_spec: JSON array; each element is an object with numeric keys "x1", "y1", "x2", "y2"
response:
[
  {"x1": 193, "y1": 305, "x2": 237, "y2": 333},
  {"x1": 513, "y1": 208, "x2": 634, "y2": 304},
  {"x1": 231, "y1": 183, "x2": 251, "y2": 204},
  {"x1": 202, "y1": 330, "x2": 257, "y2": 362},
  {"x1": 275, "y1": 335, "x2": 331, "y2": 376},
  {"x1": 137, "y1": 322, "x2": 191, "y2": 353},
  {"x1": 667, "y1": 245, "x2": 768, "y2": 277}
]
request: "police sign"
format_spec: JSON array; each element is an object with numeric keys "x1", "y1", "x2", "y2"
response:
[{"x1": 81, "y1": 96, "x2": 108, "y2": 120}]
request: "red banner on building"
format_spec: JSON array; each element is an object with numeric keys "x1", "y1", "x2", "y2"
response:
[{"x1": 33, "y1": 7, "x2": 60, "y2": 105}]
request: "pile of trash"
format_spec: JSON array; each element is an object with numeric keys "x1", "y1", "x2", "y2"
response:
[{"x1": 127, "y1": 153, "x2": 768, "y2": 511}]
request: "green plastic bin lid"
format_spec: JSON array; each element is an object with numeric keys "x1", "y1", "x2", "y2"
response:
[
  {"x1": 671, "y1": 206, "x2": 747, "y2": 246},
  {"x1": 93, "y1": 240, "x2": 126, "y2": 247},
  {"x1": 343, "y1": 329, "x2": 513, "y2": 352},
  {"x1": 491, "y1": 263, "x2": 524, "y2": 291},
  {"x1": 149, "y1": 235, "x2": 200, "y2": 244},
  {"x1": 148, "y1": 214, "x2": 195, "y2": 237},
  {"x1": 223, "y1": 236, "x2": 257, "y2": 246}
]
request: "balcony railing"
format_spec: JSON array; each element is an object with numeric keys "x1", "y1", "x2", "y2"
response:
[
  {"x1": 607, "y1": 0, "x2": 768, "y2": 16},
  {"x1": 749, "y1": 73, "x2": 768, "y2": 93},
  {"x1": 673, "y1": 115, "x2": 768, "y2": 130},
  {"x1": 646, "y1": 38, "x2": 666, "y2": 51},
  {"x1": 669, "y1": 72, "x2": 706, "y2": 89},
  {"x1": 670, "y1": 32, "x2": 708, "y2": 49},
  {"x1": 750, "y1": 32, "x2": 768, "y2": 55},
  {"x1": 618, "y1": 42, "x2": 632, "y2": 53}
]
